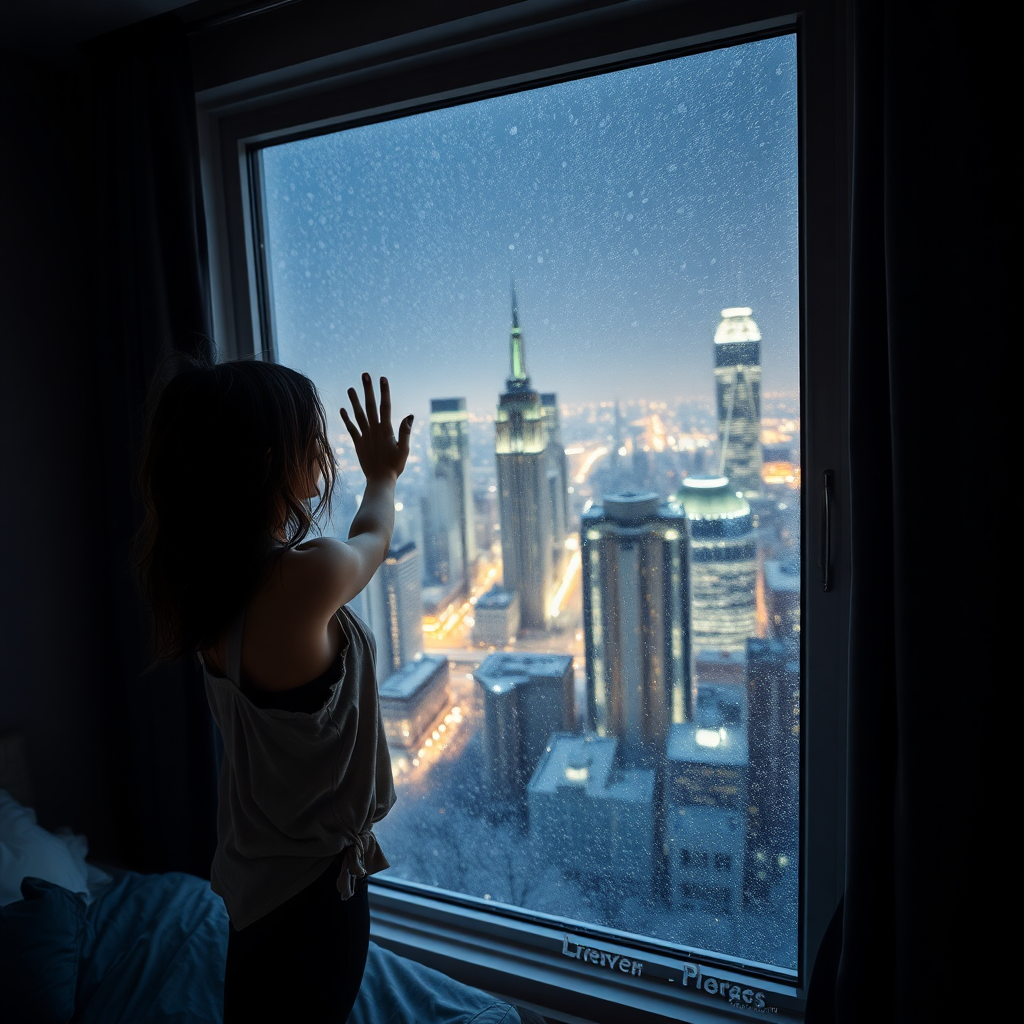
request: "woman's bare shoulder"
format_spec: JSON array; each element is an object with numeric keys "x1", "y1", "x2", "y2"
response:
[{"x1": 237, "y1": 548, "x2": 346, "y2": 690}]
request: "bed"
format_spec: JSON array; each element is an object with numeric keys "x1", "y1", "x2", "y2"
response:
[{"x1": 0, "y1": 786, "x2": 523, "y2": 1024}]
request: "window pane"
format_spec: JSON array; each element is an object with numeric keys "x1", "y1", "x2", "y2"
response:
[{"x1": 260, "y1": 34, "x2": 800, "y2": 971}]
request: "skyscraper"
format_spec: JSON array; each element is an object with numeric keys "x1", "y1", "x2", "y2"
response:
[
  {"x1": 474, "y1": 652, "x2": 575, "y2": 812},
  {"x1": 495, "y1": 286, "x2": 566, "y2": 629},
  {"x1": 675, "y1": 476, "x2": 758, "y2": 655},
  {"x1": 375, "y1": 541, "x2": 424, "y2": 680},
  {"x1": 744, "y1": 638, "x2": 799, "y2": 903},
  {"x1": 581, "y1": 492, "x2": 693, "y2": 767},
  {"x1": 539, "y1": 393, "x2": 571, "y2": 543},
  {"x1": 715, "y1": 307, "x2": 763, "y2": 499},
  {"x1": 428, "y1": 397, "x2": 476, "y2": 585},
  {"x1": 421, "y1": 469, "x2": 465, "y2": 605}
]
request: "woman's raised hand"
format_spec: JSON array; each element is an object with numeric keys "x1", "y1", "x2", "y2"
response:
[{"x1": 340, "y1": 374, "x2": 413, "y2": 483}]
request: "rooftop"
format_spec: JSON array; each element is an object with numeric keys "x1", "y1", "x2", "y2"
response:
[
  {"x1": 675, "y1": 477, "x2": 751, "y2": 520},
  {"x1": 714, "y1": 307, "x2": 762, "y2": 345},
  {"x1": 475, "y1": 585, "x2": 518, "y2": 610},
  {"x1": 765, "y1": 559, "x2": 801, "y2": 594},
  {"x1": 386, "y1": 540, "x2": 417, "y2": 561},
  {"x1": 529, "y1": 733, "x2": 654, "y2": 803},
  {"x1": 475, "y1": 651, "x2": 573, "y2": 694},
  {"x1": 583, "y1": 492, "x2": 688, "y2": 530},
  {"x1": 667, "y1": 721, "x2": 749, "y2": 768},
  {"x1": 430, "y1": 397, "x2": 467, "y2": 414},
  {"x1": 379, "y1": 655, "x2": 447, "y2": 701}
]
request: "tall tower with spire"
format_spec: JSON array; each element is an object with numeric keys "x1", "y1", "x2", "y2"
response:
[
  {"x1": 495, "y1": 285, "x2": 566, "y2": 630},
  {"x1": 714, "y1": 306, "x2": 763, "y2": 499}
]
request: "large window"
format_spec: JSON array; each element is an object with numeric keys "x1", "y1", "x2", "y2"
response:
[{"x1": 201, "y1": 3, "x2": 850, "y2": 1017}]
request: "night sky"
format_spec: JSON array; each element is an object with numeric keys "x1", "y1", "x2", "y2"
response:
[{"x1": 261, "y1": 34, "x2": 799, "y2": 422}]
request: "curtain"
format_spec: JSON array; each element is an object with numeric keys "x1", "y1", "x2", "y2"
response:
[
  {"x1": 87, "y1": 20, "x2": 218, "y2": 877},
  {"x1": 806, "y1": 2, "x2": 965, "y2": 1020}
]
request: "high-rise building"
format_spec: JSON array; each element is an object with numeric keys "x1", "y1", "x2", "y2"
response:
[
  {"x1": 428, "y1": 397, "x2": 476, "y2": 585},
  {"x1": 675, "y1": 476, "x2": 757, "y2": 655},
  {"x1": 665, "y1": 683, "x2": 749, "y2": 915},
  {"x1": 528, "y1": 733, "x2": 654, "y2": 895},
  {"x1": 471, "y1": 584, "x2": 520, "y2": 647},
  {"x1": 539, "y1": 393, "x2": 571, "y2": 543},
  {"x1": 495, "y1": 287, "x2": 566, "y2": 629},
  {"x1": 474, "y1": 652, "x2": 574, "y2": 812},
  {"x1": 715, "y1": 307, "x2": 762, "y2": 499},
  {"x1": 421, "y1": 469, "x2": 465, "y2": 607},
  {"x1": 744, "y1": 638, "x2": 799, "y2": 903},
  {"x1": 764, "y1": 558, "x2": 800, "y2": 643},
  {"x1": 372, "y1": 541, "x2": 424, "y2": 681},
  {"x1": 581, "y1": 492, "x2": 693, "y2": 767},
  {"x1": 379, "y1": 654, "x2": 450, "y2": 756}
]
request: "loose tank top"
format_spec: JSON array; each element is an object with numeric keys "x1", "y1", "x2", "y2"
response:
[{"x1": 202, "y1": 604, "x2": 396, "y2": 930}]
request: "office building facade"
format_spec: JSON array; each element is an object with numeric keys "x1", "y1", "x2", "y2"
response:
[
  {"x1": 421, "y1": 468, "x2": 465, "y2": 605},
  {"x1": 764, "y1": 558, "x2": 801, "y2": 643},
  {"x1": 581, "y1": 492, "x2": 693, "y2": 767},
  {"x1": 471, "y1": 585, "x2": 520, "y2": 647},
  {"x1": 528, "y1": 733, "x2": 654, "y2": 895},
  {"x1": 474, "y1": 652, "x2": 575, "y2": 811},
  {"x1": 372, "y1": 541, "x2": 424, "y2": 681},
  {"x1": 744, "y1": 638, "x2": 800, "y2": 902},
  {"x1": 714, "y1": 306, "x2": 763, "y2": 499},
  {"x1": 665, "y1": 684, "x2": 749, "y2": 915},
  {"x1": 429, "y1": 397, "x2": 476, "y2": 585},
  {"x1": 379, "y1": 655, "x2": 450, "y2": 754},
  {"x1": 675, "y1": 476, "x2": 758, "y2": 655}
]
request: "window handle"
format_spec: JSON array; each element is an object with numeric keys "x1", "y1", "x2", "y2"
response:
[{"x1": 820, "y1": 470, "x2": 834, "y2": 592}]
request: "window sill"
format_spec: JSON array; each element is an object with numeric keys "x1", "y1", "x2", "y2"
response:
[{"x1": 369, "y1": 882, "x2": 803, "y2": 1024}]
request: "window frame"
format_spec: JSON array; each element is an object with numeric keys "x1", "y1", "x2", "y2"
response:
[{"x1": 195, "y1": 1, "x2": 851, "y2": 1018}]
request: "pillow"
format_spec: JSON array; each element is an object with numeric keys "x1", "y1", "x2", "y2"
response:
[
  {"x1": 0, "y1": 876, "x2": 83, "y2": 1024},
  {"x1": 0, "y1": 790, "x2": 90, "y2": 906}
]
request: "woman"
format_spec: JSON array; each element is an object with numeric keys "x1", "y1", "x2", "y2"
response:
[{"x1": 135, "y1": 359, "x2": 412, "y2": 1023}]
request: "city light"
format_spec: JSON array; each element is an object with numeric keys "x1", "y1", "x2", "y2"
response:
[
  {"x1": 548, "y1": 549, "x2": 582, "y2": 618},
  {"x1": 574, "y1": 445, "x2": 609, "y2": 483},
  {"x1": 695, "y1": 728, "x2": 723, "y2": 748}
]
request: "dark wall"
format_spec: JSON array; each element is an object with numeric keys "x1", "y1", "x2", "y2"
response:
[{"x1": 0, "y1": 49, "x2": 125, "y2": 860}]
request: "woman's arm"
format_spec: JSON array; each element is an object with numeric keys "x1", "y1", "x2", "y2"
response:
[{"x1": 293, "y1": 375, "x2": 412, "y2": 613}]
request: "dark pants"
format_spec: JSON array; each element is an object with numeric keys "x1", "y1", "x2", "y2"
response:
[{"x1": 224, "y1": 857, "x2": 370, "y2": 1024}]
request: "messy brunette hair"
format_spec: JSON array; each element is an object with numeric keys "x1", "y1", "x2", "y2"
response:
[{"x1": 134, "y1": 357, "x2": 336, "y2": 661}]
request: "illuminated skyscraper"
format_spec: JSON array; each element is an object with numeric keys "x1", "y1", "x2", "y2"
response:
[
  {"x1": 715, "y1": 307, "x2": 763, "y2": 498},
  {"x1": 495, "y1": 286, "x2": 566, "y2": 629},
  {"x1": 676, "y1": 476, "x2": 757, "y2": 655},
  {"x1": 421, "y1": 470, "x2": 465, "y2": 603},
  {"x1": 428, "y1": 397, "x2": 476, "y2": 585},
  {"x1": 581, "y1": 492, "x2": 693, "y2": 767},
  {"x1": 539, "y1": 393, "x2": 571, "y2": 544},
  {"x1": 377, "y1": 541, "x2": 424, "y2": 679}
]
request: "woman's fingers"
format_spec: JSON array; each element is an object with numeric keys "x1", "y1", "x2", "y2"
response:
[
  {"x1": 399, "y1": 413, "x2": 415, "y2": 446},
  {"x1": 346, "y1": 387, "x2": 369, "y2": 434},
  {"x1": 398, "y1": 414, "x2": 413, "y2": 453},
  {"x1": 379, "y1": 376, "x2": 392, "y2": 429},
  {"x1": 361, "y1": 372, "x2": 379, "y2": 427},
  {"x1": 339, "y1": 406, "x2": 361, "y2": 444}
]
